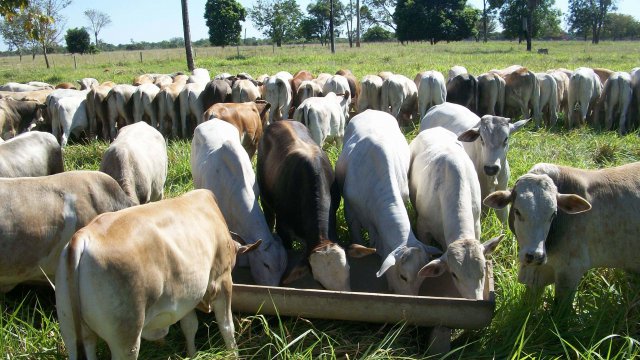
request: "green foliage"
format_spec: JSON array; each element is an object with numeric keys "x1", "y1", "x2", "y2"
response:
[
  {"x1": 362, "y1": 0, "x2": 396, "y2": 31},
  {"x1": 566, "y1": 0, "x2": 618, "y2": 43},
  {"x1": 602, "y1": 12, "x2": 640, "y2": 40},
  {"x1": 249, "y1": 0, "x2": 303, "y2": 47},
  {"x1": 300, "y1": 0, "x2": 345, "y2": 45},
  {"x1": 394, "y1": 0, "x2": 479, "y2": 44},
  {"x1": 496, "y1": 0, "x2": 563, "y2": 40},
  {"x1": 362, "y1": 25, "x2": 394, "y2": 42},
  {"x1": 204, "y1": 0, "x2": 246, "y2": 47},
  {"x1": 64, "y1": 27, "x2": 90, "y2": 54}
]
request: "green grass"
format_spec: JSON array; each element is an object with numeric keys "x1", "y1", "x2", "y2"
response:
[{"x1": 1, "y1": 41, "x2": 640, "y2": 359}]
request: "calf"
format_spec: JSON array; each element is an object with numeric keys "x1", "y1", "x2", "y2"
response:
[
  {"x1": 336, "y1": 110, "x2": 438, "y2": 295},
  {"x1": 0, "y1": 98, "x2": 46, "y2": 139},
  {"x1": 416, "y1": 71, "x2": 446, "y2": 120},
  {"x1": 191, "y1": 120, "x2": 287, "y2": 286},
  {"x1": 599, "y1": 71, "x2": 633, "y2": 134},
  {"x1": 381, "y1": 74, "x2": 418, "y2": 126},
  {"x1": 0, "y1": 171, "x2": 134, "y2": 293},
  {"x1": 484, "y1": 162, "x2": 640, "y2": 308},
  {"x1": 0, "y1": 131, "x2": 63, "y2": 177},
  {"x1": 535, "y1": 73, "x2": 559, "y2": 128},
  {"x1": 203, "y1": 101, "x2": 271, "y2": 158},
  {"x1": 293, "y1": 92, "x2": 347, "y2": 147},
  {"x1": 447, "y1": 73, "x2": 478, "y2": 114},
  {"x1": 477, "y1": 72, "x2": 505, "y2": 116},
  {"x1": 409, "y1": 127, "x2": 501, "y2": 299},
  {"x1": 568, "y1": 67, "x2": 603, "y2": 129},
  {"x1": 358, "y1": 74, "x2": 383, "y2": 112},
  {"x1": 100, "y1": 122, "x2": 167, "y2": 205},
  {"x1": 421, "y1": 102, "x2": 528, "y2": 223},
  {"x1": 258, "y1": 121, "x2": 369, "y2": 290},
  {"x1": 56, "y1": 190, "x2": 256, "y2": 359}
]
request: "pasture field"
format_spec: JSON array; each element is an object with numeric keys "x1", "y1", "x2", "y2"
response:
[{"x1": 1, "y1": 41, "x2": 640, "y2": 359}]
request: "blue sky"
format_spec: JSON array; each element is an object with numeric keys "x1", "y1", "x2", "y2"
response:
[{"x1": 6, "y1": 0, "x2": 640, "y2": 48}]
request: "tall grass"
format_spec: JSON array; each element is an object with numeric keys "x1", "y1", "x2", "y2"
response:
[{"x1": 1, "y1": 41, "x2": 639, "y2": 359}]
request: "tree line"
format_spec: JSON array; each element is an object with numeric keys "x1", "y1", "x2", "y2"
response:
[{"x1": 1, "y1": 0, "x2": 639, "y2": 63}]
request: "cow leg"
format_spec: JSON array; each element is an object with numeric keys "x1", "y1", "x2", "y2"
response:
[
  {"x1": 180, "y1": 310, "x2": 199, "y2": 357},
  {"x1": 604, "y1": 100, "x2": 614, "y2": 131},
  {"x1": 619, "y1": 100, "x2": 630, "y2": 135},
  {"x1": 213, "y1": 278, "x2": 238, "y2": 354},
  {"x1": 553, "y1": 268, "x2": 583, "y2": 315}
]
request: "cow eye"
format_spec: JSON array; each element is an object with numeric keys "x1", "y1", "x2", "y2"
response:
[
  {"x1": 451, "y1": 272, "x2": 458, "y2": 280},
  {"x1": 503, "y1": 138, "x2": 508, "y2": 147},
  {"x1": 400, "y1": 274, "x2": 408, "y2": 282},
  {"x1": 514, "y1": 208, "x2": 522, "y2": 220}
]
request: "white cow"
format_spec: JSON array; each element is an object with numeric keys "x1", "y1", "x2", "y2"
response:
[
  {"x1": 293, "y1": 92, "x2": 347, "y2": 147},
  {"x1": 295, "y1": 80, "x2": 323, "y2": 106},
  {"x1": 599, "y1": 71, "x2": 633, "y2": 134},
  {"x1": 358, "y1": 74, "x2": 383, "y2": 112},
  {"x1": 264, "y1": 73, "x2": 293, "y2": 123},
  {"x1": 336, "y1": 110, "x2": 440, "y2": 295},
  {"x1": 409, "y1": 127, "x2": 502, "y2": 300},
  {"x1": 132, "y1": 83, "x2": 160, "y2": 126},
  {"x1": 50, "y1": 96, "x2": 89, "y2": 147},
  {"x1": 484, "y1": 162, "x2": 640, "y2": 308},
  {"x1": 567, "y1": 67, "x2": 603, "y2": 129},
  {"x1": 535, "y1": 73, "x2": 559, "y2": 128},
  {"x1": 231, "y1": 79, "x2": 261, "y2": 103},
  {"x1": 416, "y1": 71, "x2": 446, "y2": 120},
  {"x1": 178, "y1": 82, "x2": 207, "y2": 138},
  {"x1": 631, "y1": 68, "x2": 640, "y2": 126},
  {"x1": 380, "y1": 74, "x2": 418, "y2": 126},
  {"x1": 106, "y1": 84, "x2": 137, "y2": 141},
  {"x1": 100, "y1": 122, "x2": 167, "y2": 205},
  {"x1": 56, "y1": 190, "x2": 257, "y2": 359},
  {"x1": 322, "y1": 75, "x2": 351, "y2": 120},
  {"x1": 0, "y1": 82, "x2": 51, "y2": 92},
  {"x1": 0, "y1": 131, "x2": 63, "y2": 177},
  {"x1": 421, "y1": 102, "x2": 528, "y2": 223},
  {"x1": 188, "y1": 67, "x2": 211, "y2": 84},
  {"x1": 158, "y1": 74, "x2": 189, "y2": 138},
  {"x1": 546, "y1": 70, "x2": 570, "y2": 118},
  {"x1": 191, "y1": 120, "x2": 287, "y2": 286},
  {"x1": 76, "y1": 77, "x2": 99, "y2": 90}
]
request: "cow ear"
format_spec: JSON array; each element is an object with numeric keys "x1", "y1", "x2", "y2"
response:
[
  {"x1": 237, "y1": 239, "x2": 262, "y2": 255},
  {"x1": 230, "y1": 231, "x2": 245, "y2": 244},
  {"x1": 510, "y1": 119, "x2": 530, "y2": 133},
  {"x1": 281, "y1": 263, "x2": 310, "y2": 285},
  {"x1": 418, "y1": 258, "x2": 447, "y2": 278},
  {"x1": 458, "y1": 128, "x2": 480, "y2": 142},
  {"x1": 483, "y1": 190, "x2": 513, "y2": 209},
  {"x1": 377, "y1": 249, "x2": 401, "y2": 277},
  {"x1": 557, "y1": 194, "x2": 591, "y2": 214},
  {"x1": 347, "y1": 244, "x2": 376, "y2": 258},
  {"x1": 482, "y1": 234, "x2": 504, "y2": 255}
]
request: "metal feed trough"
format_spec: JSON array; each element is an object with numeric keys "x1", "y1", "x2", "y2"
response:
[{"x1": 231, "y1": 254, "x2": 496, "y2": 354}]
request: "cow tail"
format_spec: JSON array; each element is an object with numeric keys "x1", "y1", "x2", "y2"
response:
[
  {"x1": 59, "y1": 234, "x2": 88, "y2": 359},
  {"x1": 276, "y1": 78, "x2": 288, "y2": 120},
  {"x1": 532, "y1": 73, "x2": 541, "y2": 121}
]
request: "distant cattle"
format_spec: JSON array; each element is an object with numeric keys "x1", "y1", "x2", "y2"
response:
[
  {"x1": 337, "y1": 110, "x2": 438, "y2": 295},
  {"x1": 56, "y1": 190, "x2": 255, "y2": 359},
  {"x1": 477, "y1": 72, "x2": 505, "y2": 116},
  {"x1": 421, "y1": 102, "x2": 528, "y2": 223},
  {"x1": 535, "y1": 73, "x2": 559, "y2": 128},
  {"x1": 264, "y1": 74, "x2": 293, "y2": 123},
  {"x1": 567, "y1": 67, "x2": 603, "y2": 129},
  {"x1": 415, "y1": 71, "x2": 446, "y2": 120},
  {"x1": 191, "y1": 120, "x2": 287, "y2": 286},
  {"x1": 132, "y1": 83, "x2": 161, "y2": 126},
  {"x1": 409, "y1": 127, "x2": 502, "y2": 300},
  {"x1": 381, "y1": 74, "x2": 418, "y2": 126},
  {"x1": 0, "y1": 171, "x2": 134, "y2": 293},
  {"x1": 0, "y1": 131, "x2": 63, "y2": 178},
  {"x1": 358, "y1": 74, "x2": 383, "y2": 112},
  {"x1": 484, "y1": 162, "x2": 640, "y2": 309},
  {"x1": 100, "y1": 122, "x2": 167, "y2": 205},
  {"x1": 598, "y1": 71, "x2": 633, "y2": 134},
  {"x1": 293, "y1": 92, "x2": 347, "y2": 147},
  {"x1": 322, "y1": 75, "x2": 352, "y2": 120}
]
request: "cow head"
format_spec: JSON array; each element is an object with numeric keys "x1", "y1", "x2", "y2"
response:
[
  {"x1": 458, "y1": 115, "x2": 528, "y2": 177},
  {"x1": 245, "y1": 233, "x2": 287, "y2": 287},
  {"x1": 377, "y1": 244, "x2": 441, "y2": 295},
  {"x1": 484, "y1": 174, "x2": 591, "y2": 266},
  {"x1": 419, "y1": 236, "x2": 502, "y2": 300}
]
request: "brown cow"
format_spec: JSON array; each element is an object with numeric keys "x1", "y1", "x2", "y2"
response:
[
  {"x1": 203, "y1": 101, "x2": 271, "y2": 158},
  {"x1": 291, "y1": 70, "x2": 314, "y2": 108},
  {"x1": 86, "y1": 83, "x2": 114, "y2": 140},
  {"x1": 0, "y1": 98, "x2": 46, "y2": 139}
]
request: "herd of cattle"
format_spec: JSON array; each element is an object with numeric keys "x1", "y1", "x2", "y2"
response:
[{"x1": 1, "y1": 64, "x2": 639, "y2": 358}]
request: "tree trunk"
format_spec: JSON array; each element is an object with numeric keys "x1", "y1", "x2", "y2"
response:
[
  {"x1": 330, "y1": 0, "x2": 335, "y2": 53},
  {"x1": 94, "y1": 31, "x2": 98, "y2": 48},
  {"x1": 356, "y1": 0, "x2": 360, "y2": 47},
  {"x1": 483, "y1": 0, "x2": 487, "y2": 43},
  {"x1": 41, "y1": 41, "x2": 50, "y2": 69},
  {"x1": 525, "y1": 10, "x2": 533, "y2": 51},
  {"x1": 181, "y1": 0, "x2": 195, "y2": 71}
]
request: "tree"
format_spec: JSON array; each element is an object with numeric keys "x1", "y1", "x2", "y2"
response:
[
  {"x1": 474, "y1": 9, "x2": 498, "y2": 41},
  {"x1": 30, "y1": 0, "x2": 71, "y2": 69},
  {"x1": 362, "y1": 0, "x2": 395, "y2": 31},
  {"x1": 362, "y1": 24, "x2": 393, "y2": 42},
  {"x1": 566, "y1": 0, "x2": 617, "y2": 44},
  {"x1": 249, "y1": 0, "x2": 302, "y2": 47},
  {"x1": 65, "y1": 27, "x2": 90, "y2": 54},
  {"x1": 0, "y1": 13, "x2": 29, "y2": 60},
  {"x1": 491, "y1": 0, "x2": 561, "y2": 50},
  {"x1": 83, "y1": 9, "x2": 110, "y2": 48},
  {"x1": 204, "y1": 0, "x2": 245, "y2": 47},
  {"x1": 181, "y1": 0, "x2": 194, "y2": 71},
  {"x1": 394, "y1": 0, "x2": 478, "y2": 45},
  {"x1": 602, "y1": 13, "x2": 640, "y2": 40},
  {"x1": 301, "y1": 0, "x2": 344, "y2": 46}
]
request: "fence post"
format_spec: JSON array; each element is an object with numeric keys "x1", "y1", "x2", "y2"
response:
[
  {"x1": 140, "y1": 51, "x2": 143, "y2": 63},
  {"x1": 73, "y1": 55, "x2": 77, "y2": 69}
]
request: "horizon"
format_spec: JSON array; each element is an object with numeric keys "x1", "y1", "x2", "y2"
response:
[{"x1": 1, "y1": 0, "x2": 639, "y2": 51}]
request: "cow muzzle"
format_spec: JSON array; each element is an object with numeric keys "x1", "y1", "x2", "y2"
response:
[
  {"x1": 484, "y1": 165, "x2": 500, "y2": 176},
  {"x1": 523, "y1": 252, "x2": 546, "y2": 265}
]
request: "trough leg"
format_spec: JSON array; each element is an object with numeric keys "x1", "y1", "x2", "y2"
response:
[{"x1": 426, "y1": 326, "x2": 451, "y2": 355}]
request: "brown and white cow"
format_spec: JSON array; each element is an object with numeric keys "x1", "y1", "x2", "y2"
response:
[
  {"x1": 86, "y1": 83, "x2": 114, "y2": 140},
  {"x1": 0, "y1": 98, "x2": 46, "y2": 139},
  {"x1": 203, "y1": 101, "x2": 271, "y2": 158},
  {"x1": 295, "y1": 80, "x2": 323, "y2": 107},
  {"x1": 336, "y1": 69, "x2": 359, "y2": 113},
  {"x1": 290, "y1": 70, "x2": 314, "y2": 108},
  {"x1": 0, "y1": 131, "x2": 63, "y2": 178},
  {"x1": 495, "y1": 66, "x2": 540, "y2": 123},
  {"x1": 56, "y1": 189, "x2": 257, "y2": 359},
  {"x1": 484, "y1": 162, "x2": 640, "y2": 308},
  {"x1": 0, "y1": 171, "x2": 134, "y2": 293},
  {"x1": 546, "y1": 69, "x2": 570, "y2": 118},
  {"x1": 157, "y1": 75, "x2": 189, "y2": 138},
  {"x1": 257, "y1": 120, "x2": 372, "y2": 290},
  {"x1": 100, "y1": 122, "x2": 168, "y2": 205}
]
